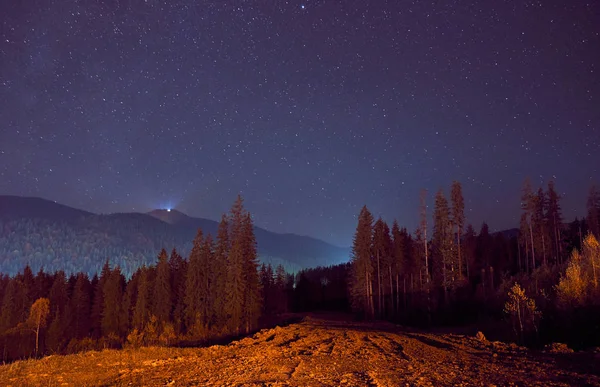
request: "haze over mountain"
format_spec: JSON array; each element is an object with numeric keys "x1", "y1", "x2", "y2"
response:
[{"x1": 0, "y1": 195, "x2": 350, "y2": 276}]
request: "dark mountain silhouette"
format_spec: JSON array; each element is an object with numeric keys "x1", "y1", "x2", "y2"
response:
[{"x1": 0, "y1": 195, "x2": 350, "y2": 277}]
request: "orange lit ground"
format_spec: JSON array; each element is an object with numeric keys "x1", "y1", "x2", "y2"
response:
[{"x1": 1, "y1": 316, "x2": 598, "y2": 386}]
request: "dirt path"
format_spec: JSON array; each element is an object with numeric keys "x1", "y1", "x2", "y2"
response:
[{"x1": 1, "y1": 315, "x2": 599, "y2": 386}]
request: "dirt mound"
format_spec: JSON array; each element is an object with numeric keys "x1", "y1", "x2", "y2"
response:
[{"x1": 1, "y1": 316, "x2": 598, "y2": 386}]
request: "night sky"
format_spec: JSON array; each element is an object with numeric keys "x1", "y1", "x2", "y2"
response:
[{"x1": 1, "y1": 1, "x2": 598, "y2": 247}]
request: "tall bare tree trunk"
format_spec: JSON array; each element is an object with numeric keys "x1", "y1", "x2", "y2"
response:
[
  {"x1": 542, "y1": 233, "x2": 546, "y2": 266},
  {"x1": 517, "y1": 240, "x2": 521, "y2": 273},
  {"x1": 369, "y1": 273, "x2": 375, "y2": 318},
  {"x1": 395, "y1": 274, "x2": 399, "y2": 316},
  {"x1": 389, "y1": 266, "x2": 394, "y2": 317},
  {"x1": 457, "y1": 234, "x2": 462, "y2": 279},
  {"x1": 529, "y1": 222, "x2": 535, "y2": 272},
  {"x1": 365, "y1": 269, "x2": 370, "y2": 318},
  {"x1": 377, "y1": 251, "x2": 382, "y2": 317}
]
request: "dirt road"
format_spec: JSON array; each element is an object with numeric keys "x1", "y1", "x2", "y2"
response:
[{"x1": 2, "y1": 315, "x2": 599, "y2": 386}]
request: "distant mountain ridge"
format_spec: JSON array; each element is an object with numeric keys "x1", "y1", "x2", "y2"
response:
[{"x1": 0, "y1": 195, "x2": 350, "y2": 276}]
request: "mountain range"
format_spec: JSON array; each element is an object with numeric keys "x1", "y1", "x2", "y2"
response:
[{"x1": 0, "y1": 195, "x2": 350, "y2": 277}]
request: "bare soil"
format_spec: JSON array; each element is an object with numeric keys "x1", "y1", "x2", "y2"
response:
[{"x1": 1, "y1": 314, "x2": 599, "y2": 386}]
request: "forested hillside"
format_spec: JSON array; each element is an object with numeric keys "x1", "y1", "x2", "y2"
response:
[{"x1": 0, "y1": 196, "x2": 350, "y2": 277}]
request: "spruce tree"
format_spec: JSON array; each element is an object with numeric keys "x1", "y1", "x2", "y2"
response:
[
  {"x1": 419, "y1": 189, "x2": 430, "y2": 283},
  {"x1": 521, "y1": 178, "x2": 537, "y2": 271},
  {"x1": 169, "y1": 249, "x2": 187, "y2": 334},
  {"x1": 184, "y1": 229, "x2": 204, "y2": 333},
  {"x1": 90, "y1": 261, "x2": 110, "y2": 338},
  {"x1": 0, "y1": 278, "x2": 25, "y2": 333},
  {"x1": 69, "y1": 273, "x2": 91, "y2": 339},
  {"x1": 48, "y1": 271, "x2": 70, "y2": 346},
  {"x1": 534, "y1": 187, "x2": 548, "y2": 266},
  {"x1": 391, "y1": 220, "x2": 404, "y2": 314},
  {"x1": 152, "y1": 249, "x2": 172, "y2": 323},
  {"x1": 546, "y1": 180, "x2": 563, "y2": 263},
  {"x1": 450, "y1": 181, "x2": 465, "y2": 279},
  {"x1": 433, "y1": 189, "x2": 454, "y2": 302},
  {"x1": 225, "y1": 236, "x2": 245, "y2": 334},
  {"x1": 274, "y1": 264, "x2": 288, "y2": 313},
  {"x1": 587, "y1": 185, "x2": 600, "y2": 238},
  {"x1": 349, "y1": 206, "x2": 374, "y2": 318},
  {"x1": 198, "y1": 235, "x2": 215, "y2": 329},
  {"x1": 212, "y1": 214, "x2": 229, "y2": 328},
  {"x1": 242, "y1": 212, "x2": 261, "y2": 333},
  {"x1": 132, "y1": 267, "x2": 151, "y2": 330},
  {"x1": 101, "y1": 267, "x2": 126, "y2": 338}
]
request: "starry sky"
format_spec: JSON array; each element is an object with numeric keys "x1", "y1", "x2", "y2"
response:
[{"x1": 1, "y1": 1, "x2": 598, "y2": 247}]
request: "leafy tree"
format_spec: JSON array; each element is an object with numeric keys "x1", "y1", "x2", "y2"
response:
[
  {"x1": 504, "y1": 283, "x2": 541, "y2": 343},
  {"x1": 26, "y1": 298, "x2": 50, "y2": 356},
  {"x1": 349, "y1": 206, "x2": 374, "y2": 318}
]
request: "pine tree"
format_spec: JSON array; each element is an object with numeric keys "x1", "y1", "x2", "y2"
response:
[
  {"x1": 152, "y1": 249, "x2": 172, "y2": 323},
  {"x1": 463, "y1": 224, "x2": 476, "y2": 280},
  {"x1": 90, "y1": 261, "x2": 110, "y2": 338},
  {"x1": 169, "y1": 249, "x2": 187, "y2": 334},
  {"x1": 69, "y1": 273, "x2": 91, "y2": 339},
  {"x1": 132, "y1": 267, "x2": 151, "y2": 330},
  {"x1": 419, "y1": 189, "x2": 430, "y2": 283},
  {"x1": 391, "y1": 220, "x2": 404, "y2": 315},
  {"x1": 211, "y1": 214, "x2": 229, "y2": 328},
  {"x1": 184, "y1": 229, "x2": 204, "y2": 333},
  {"x1": 546, "y1": 180, "x2": 563, "y2": 264},
  {"x1": 349, "y1": 206, "x2": 374, "y2": 318},
  {"x1": 534, "y1": 187, "x2": 549, "y2": 266},
  {"x1": 433, "y1": 189, "x2": 454, "y2": 302},
  {"x1": 241, "y1": 212, "x2": 261, "y2": 334},
  {"x1": 521, "y1": 178, "x2": 537, "y2": 272},
  {"x1": 587, "y1": 185, "x2": 600, "y2": 238},
  {"x1": 450, "y1": 181, "x2": 465, "y2": 280},
  {"x1": 373, "y1": 218, "x2": 392, "y2": 317},
  {"x1": 274, "y1": 264, "x2": 288, "y2": 313},
  {"x1": 0, "y1": 278, "x2": 26, "y2": 333},
  {"x1": 260, "y1": 264, "x2": 274, "y2": 315},
  {"x1": 101, "y1": 267, "x2": 126, "y2": 338},
  {"x1": 48, "y1": 271, "x2": 69, "y2": 347},
  {"x1": 198, "y1": 235, "x2": 215, "y2": 329},
  {"x1": 225, "y1": 236, "x2": 245, "y2": 334}
]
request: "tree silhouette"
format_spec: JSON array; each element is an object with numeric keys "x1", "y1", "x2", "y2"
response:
[
  {"x1": 152, "y1": 249, "x2": 171, "y2": 323},
  {"x1": 241, "y1": 212, "x2": 261, "y2": 334},
  {"x1": 451, "y1": 181, "x2": 465, "y2": 279},
  {"x1": 349, "y1": 206, "x2": 374, "y2": 318}
]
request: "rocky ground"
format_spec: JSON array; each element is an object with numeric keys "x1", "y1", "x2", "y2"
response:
[{"x1": 1, "y1": 314, "x2": 599, "y2": 386}]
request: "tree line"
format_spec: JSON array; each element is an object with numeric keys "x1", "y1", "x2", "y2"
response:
[
  {"x1": 349, "y1": 179, "x2": 600, "y2": 348},
  {"x1": 0, "y1": 196, "x2": 293, "y2": 362}
]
